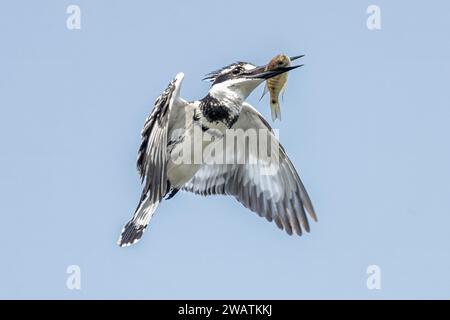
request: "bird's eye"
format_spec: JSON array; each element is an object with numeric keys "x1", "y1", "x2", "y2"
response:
[
  {"x1": 278, "y1": 61, "x2": 284, "y2": 66},
  {"x1": 232, "y1": 67, "x2": 242, "y2": 74}
]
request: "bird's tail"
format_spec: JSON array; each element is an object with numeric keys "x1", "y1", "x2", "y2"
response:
[
  {"x1": 117, "y1": 195, "x2": 160, "y2": 247},
  {"x1": 270, "y1": 98, "x2": 281, "y2": 121}
]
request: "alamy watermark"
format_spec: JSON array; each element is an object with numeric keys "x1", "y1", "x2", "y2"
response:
[
  {"x1": 169, "y1": 126, "x2": 281, "y2": 176},
  {"x1": 66, "y1": 265, "x2": 81, "y2": 290},
  {"x1": 66, "y1": 5, "x2": 81, "y2": 30},
  {"x1": 367, "y1": 5, "x2": 381, "y2": 30},
  {"x1": 366, "y1": 264, "x2": 381, "y2": 290}
]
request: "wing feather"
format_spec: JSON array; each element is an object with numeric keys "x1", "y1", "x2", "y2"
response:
[
  {"x1": 118, "y1": 73, "x2": 186, "y2": 246},
  {"x1": 182, "y1": 102, "x2": 316, "y2": 236}
]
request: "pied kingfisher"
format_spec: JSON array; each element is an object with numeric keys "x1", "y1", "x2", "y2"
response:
[{"x1": 118, "y1": 55, "x2": 316, "y2": 247}]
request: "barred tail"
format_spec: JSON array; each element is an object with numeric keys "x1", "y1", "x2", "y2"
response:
[{"x1": 117, "y1": 197, "x2": 159, "y2": 247}]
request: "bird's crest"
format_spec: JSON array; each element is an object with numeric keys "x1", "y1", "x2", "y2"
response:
[{"x1": 203, "y1": 61, "x2": 251, "y2": 83}]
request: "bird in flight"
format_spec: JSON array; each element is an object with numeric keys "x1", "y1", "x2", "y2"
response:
[{"x1": 118, "y1": 55, "x2": 316, "y2": 247}]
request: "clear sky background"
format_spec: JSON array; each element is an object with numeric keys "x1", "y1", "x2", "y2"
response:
[{"x1": 1, "y1": 0, "x2": 450, "y2": 299}]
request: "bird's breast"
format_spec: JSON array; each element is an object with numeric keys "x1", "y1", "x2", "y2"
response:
[{"x1": 198, "y1": 95, "x2": 239, "y2": 130}]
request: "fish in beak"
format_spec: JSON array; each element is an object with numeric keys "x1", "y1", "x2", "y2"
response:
[{"x1": 259, "y1": 54, "x2": 304, "y2": 121}]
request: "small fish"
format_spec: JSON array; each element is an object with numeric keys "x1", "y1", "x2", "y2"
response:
[{"x1": 260, "y1": 54, "x2": 292, "y2": 121}]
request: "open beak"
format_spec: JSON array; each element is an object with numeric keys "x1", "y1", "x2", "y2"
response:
[{"x1": 245, "y1": 54, "x2": 304, "y2": 80}]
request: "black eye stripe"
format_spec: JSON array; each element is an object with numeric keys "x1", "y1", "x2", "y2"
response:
[{"x1": 207, "y1": 62, "x2": 254, "y2": 85}]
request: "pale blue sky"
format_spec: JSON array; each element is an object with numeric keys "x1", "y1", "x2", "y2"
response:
[{"x1": 1, "y1": 0, "x2": 450, "y2": 299}]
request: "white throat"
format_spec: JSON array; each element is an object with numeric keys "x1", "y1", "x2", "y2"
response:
[{"x1": 209, "y1": 78, "x2": 262, "y2": 106}]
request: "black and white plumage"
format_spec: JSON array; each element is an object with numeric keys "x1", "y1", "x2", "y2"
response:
[
  {"x1": 119, "y1": 73, "x2": 189, "y2": 246},
  {"x1": 183, "y1": 102, "x2": 316, "y2": 235},
  {"x1": 118, "y1": 58, "x2": 315, "y2": 247}
]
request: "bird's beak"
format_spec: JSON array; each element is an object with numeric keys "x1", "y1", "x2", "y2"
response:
[
  {"x1": 244, "y1": 64, "x2": 303, "y2": 80},
  {"x1": 244, "y1": 54, "x2": 304, "y2": 80},
  {"x1": 290, "y1": 54, "x2": 305, "y2": 61}
]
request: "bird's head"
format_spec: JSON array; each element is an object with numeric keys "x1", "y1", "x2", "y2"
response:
[{"x1": 204, "y1": 55, "x2": 304, "y2": 102}]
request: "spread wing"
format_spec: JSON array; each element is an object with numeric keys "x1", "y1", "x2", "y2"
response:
[
  {"x1": 182, "y1": 103, "x2": 316, "y2": 236},
  {"x1": 118, "y1": 72, "x2": 186, "y2": 247},
  {"x1": 137, "y1": 73, "x2": 185, "y2": 197}
]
